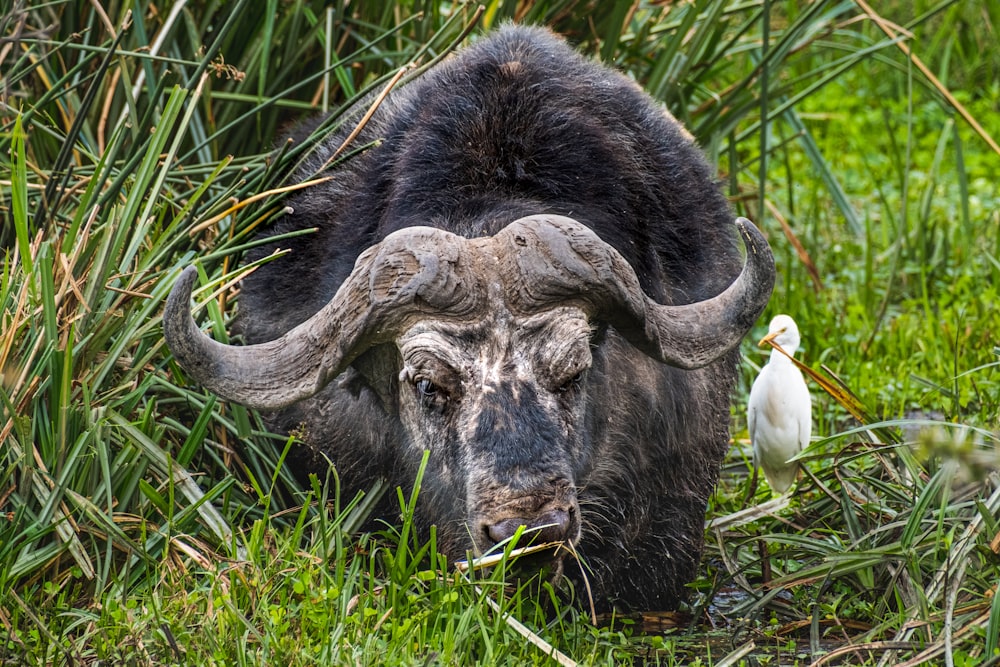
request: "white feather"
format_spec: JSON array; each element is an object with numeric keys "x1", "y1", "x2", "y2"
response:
[{"x1": 747, "y1": 314, "x2": 811, "y2": 494}]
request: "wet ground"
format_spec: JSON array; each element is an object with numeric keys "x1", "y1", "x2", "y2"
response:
[{"x1": 593, "y1": 579, "x2": 862, "y2": 665}]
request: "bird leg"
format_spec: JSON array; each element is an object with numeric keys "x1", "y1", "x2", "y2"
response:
[
  {"x1": 758, "y1": 537, "x2": 772, "y2": 584},
  {"x1": 744, "y1": 463, "x2": 760, "y2": 507}
]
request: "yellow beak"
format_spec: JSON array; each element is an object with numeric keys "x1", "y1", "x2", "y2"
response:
[{"x1": 758, "y1": 328, "x2": 786, "y2": 348}]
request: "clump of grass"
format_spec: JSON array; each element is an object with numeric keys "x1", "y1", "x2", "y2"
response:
[
  {"x1": 2, "y1": 0, "x2": 998, "y2": 665},
  {"x1": 0, "y1": 2, "x2": 624, "y2": 662},
  {"x1": 708, "y1": 419, "x2": 1000, "y2": 663}
]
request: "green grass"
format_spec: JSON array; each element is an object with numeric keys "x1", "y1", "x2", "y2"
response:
[{"x1": 2, "y1": 0, "x2": 998, "y2": 664}]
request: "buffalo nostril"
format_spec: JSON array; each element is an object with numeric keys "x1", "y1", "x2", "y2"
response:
[
  {"x1": 534, "y1": 508, "x2": 571, "y2": 543},
  {"x1": 487, "y1": 508, "x2": 572, "y2": 546},
  {"x1": 487, "y1": 518, "x2": 523, "y2": 545}
]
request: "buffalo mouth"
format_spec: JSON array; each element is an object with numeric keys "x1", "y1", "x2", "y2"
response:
[
  {"x1": 458, "y1": 530, "x2": 576, "y2": 589},
  {"x1": 506, "y1": 543, "x2": 570, "y2": 588},
  {"x1": 465, "y1": 494, "x2": 581, "y2": 584}
]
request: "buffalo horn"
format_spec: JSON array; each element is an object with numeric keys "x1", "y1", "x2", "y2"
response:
[
  {"x1": 493, "y1": 214, "x2": 775, "y2": 369},
  {"x1": 164, "y1": 215, "x2": 773, "y2": 409},
  {"x1": 163, "y1": 226, "x2": 485, "y2": 410}
]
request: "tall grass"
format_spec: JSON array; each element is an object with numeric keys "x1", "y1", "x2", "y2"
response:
[{"x1": 1, "y1": 0, "x2": 997, "y2": 664}]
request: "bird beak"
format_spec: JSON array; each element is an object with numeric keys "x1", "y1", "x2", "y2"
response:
[{"x1": 758, "y1": 328, "x2": 785, "y2": 348}]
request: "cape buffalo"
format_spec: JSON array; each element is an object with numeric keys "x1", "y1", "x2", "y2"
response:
[{"x1": 164, "y1": 24, "x2": 774, "y2": 611}]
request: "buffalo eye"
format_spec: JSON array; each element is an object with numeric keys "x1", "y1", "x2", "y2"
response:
[
  {"x1": 557, "y1": 372, "x2": 584, "y2": 393},
  {"x1": 414, "y1": 377, "x2": 447, "y2": 410}
]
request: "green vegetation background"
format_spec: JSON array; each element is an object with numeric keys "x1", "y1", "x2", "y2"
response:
[{"x1": 1, "y1": 0, "x2": 998, "y2": 664}]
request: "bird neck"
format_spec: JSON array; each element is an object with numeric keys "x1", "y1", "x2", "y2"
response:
[{"x1": 769, "y1": 349, "x2": 797, "y2": 365}]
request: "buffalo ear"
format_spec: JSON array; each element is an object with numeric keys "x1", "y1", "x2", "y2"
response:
[
  {"x1": 588, "y1": 322, "x2": 609, "y2": 347},
  {"x1": 337, "y1": 367, "x2": 368, "y2": 398},
  {"x1": 341, "y1": 345, "x2": 402, "y2": 414}
]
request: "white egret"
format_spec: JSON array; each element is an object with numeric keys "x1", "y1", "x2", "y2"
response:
[{"x1": 747, "y1": 314, "x2": 811, "y2": 495}]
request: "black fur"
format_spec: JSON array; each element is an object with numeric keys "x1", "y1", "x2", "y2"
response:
[{"x1": 238, "y1": 25, "x2": 741, "y2": 611}]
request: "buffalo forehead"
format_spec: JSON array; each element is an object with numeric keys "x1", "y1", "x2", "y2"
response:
[{"x1": 397, "y1": 308, "x2": 592, "y2": 383}]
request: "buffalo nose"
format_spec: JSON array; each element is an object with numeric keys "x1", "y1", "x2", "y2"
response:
[{"x1": 487, "y1": 508, "x2": 572, "y2": 545}]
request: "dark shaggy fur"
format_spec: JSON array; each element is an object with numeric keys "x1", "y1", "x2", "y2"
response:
[{"x1": 238, "y1": 25, "x2": 741, "y2": 612}]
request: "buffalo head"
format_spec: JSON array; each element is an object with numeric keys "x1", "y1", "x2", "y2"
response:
[{"x1": 164, "y1": 214, "x2": 773, "y2": 564}]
